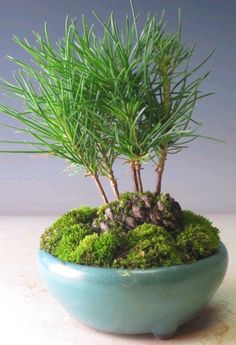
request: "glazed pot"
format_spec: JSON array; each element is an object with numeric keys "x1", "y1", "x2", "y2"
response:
[{"x1": 38, "y1": 242, "x2": 228, "y2": 339}]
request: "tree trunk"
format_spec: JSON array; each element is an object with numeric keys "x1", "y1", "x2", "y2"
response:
[
  {"x1": 135, "y1": 161, "x2": 143, "y2": 192},
  {"x1": 155, "y1": 62, "x2": 170, "y2": 195},
  {"x1": 131, "y1": 161, "x2": 139, "y2": 192},
  {"x1": 92, "y1": 174, "x2": 109, "y2": 204},
  {"x1": 155, "y1": 146, "x2": 168, "y2": 195},
  {"x1": 109, "y1": 169, "x2": 120, "y2": 199}
]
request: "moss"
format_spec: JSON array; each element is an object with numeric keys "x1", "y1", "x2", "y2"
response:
[
  {"x1": 177, "y1": 210, "x2": 220, "y2": 262},
  {"x1": 182, "y1": 210, "x2": 213, "y2": 228},
  {"x1": 114, "y1": 224, "x2": 183, "y2": 269},
  {"x1": 53, "y1": 224, "x2": 92, "y2": 261},
  {"x1": 40, "y1": 206, "x2": 97, "y2": 254},
  {"x1": 58, "y1": 206, "x2": 98, "y2": 225},
  {"x1": 118, "y1": 192, "x2": 135, "y2": 209},
  {"x1": 96, "y1": 203, "x2": 107, "y2": 218},
  {"x1": 70, "y1": 231, "x2": 122, "y2": 267},
  {"x1": 40, "y1": 201, "x2": 221, "y2": 269}
]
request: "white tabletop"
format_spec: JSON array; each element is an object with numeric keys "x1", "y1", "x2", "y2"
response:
[{"x1": 0, "y1": 215, "x2": 235, "y2": 345}]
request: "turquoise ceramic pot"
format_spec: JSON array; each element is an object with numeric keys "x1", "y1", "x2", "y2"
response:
[{"x1": 38, "y1": 242, "x2": 228, "y2": 339}]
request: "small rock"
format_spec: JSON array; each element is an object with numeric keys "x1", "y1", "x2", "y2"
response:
[
  {"x1": 105, "y1": 207, "x2": 114, "y2": 220},
  {"x1": 157, "y1": 201, "x2": 165, "y2": 212},
  {"x1": 132, "y1": 205, "x2": 144, "y2": 219},
  {"x1": 126, "y1": 217, "x2": 135, "y2": 228},
  {"x1": 121, "y1": 214, "x2": 128, "y2": 222},
  {"x1": 100, "y1": 222, "x2": 109, "y2": 232},
  {"x1": 141, "y1": 195, "x2": 152, "y2": 208},
  {"x1": 149, "y1": 210, "x2": 160, "y2": 224}
]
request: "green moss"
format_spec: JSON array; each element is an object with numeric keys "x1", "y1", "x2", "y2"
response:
[
  {"x1": 118, "y1": 192, "x2": 134, "y2": 208},
  {"x1": 40, "y1": 206, "x2": 97, "y2": 255},
  {"x1": 58, "y1": 206, "x2": 98, "y2": 225},
  {"x1": 96, "y1": 203, "x2": 107, "y2": 217},
  {"x1": 156, "y1": 193, "x2": 172, "y2": 213},
  {"x1": 53, "y1": 224, "x2": 92, "y2": 261},
  {"x1": 177, "y1": 210, "x2": 220, "y2": 262},
  {"x1": 70, "y1": 231, "x2": 122, "y2": 267},
  {"x1": 114, "y1": 224, "x2": 183, "y2": 269},
  {"x1": 182, "y1": 210, "x2": 213, "y2": 228},
  {"x1": 40, "y1": 202, "x2": 221, "y2": 269},
  {"x1": 127, "y1": 223, "x2": 168, "y2": 246}
]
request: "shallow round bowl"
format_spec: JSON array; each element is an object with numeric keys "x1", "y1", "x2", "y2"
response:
[{"x1": 38, "y1": 242, "x2": 228, "y2": 338}]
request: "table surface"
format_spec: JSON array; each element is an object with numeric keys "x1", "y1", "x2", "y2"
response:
[{"x1": 0, "y1": 215, "x2": 235, "y2": 345}]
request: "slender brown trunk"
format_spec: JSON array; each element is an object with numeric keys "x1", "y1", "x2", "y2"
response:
[
  {"x1": 108, "y1": 169, "x2": 120, "y2": 199},
  {"x1": 131, "y1": 161, "x2": 139, "y2": 192},
  {"x1": 155, "y1": 146, "x2": 168, "y2": 195},
  {"x1": 155, "y1": 62, "x2": 170, "y2": 195},
  {"x1": 135, "y1": 161, "x2": 143, "y2": 192},
  {"x1": 162, "y1": 64, "x2": 171, "y2": 115},
  {"x1": 92, "y1": 174, "x2": 109, "y2": 204}
]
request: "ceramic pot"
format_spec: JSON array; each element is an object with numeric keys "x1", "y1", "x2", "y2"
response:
[{"x1": 38, "y1": 242, "x2": 228, "y2": 339}]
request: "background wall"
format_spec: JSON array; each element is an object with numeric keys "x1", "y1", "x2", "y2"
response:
[{"x1": 0, "y1": 0, "x2": 235, "y2": 215}]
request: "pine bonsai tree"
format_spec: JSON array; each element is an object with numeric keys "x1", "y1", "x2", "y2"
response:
[
  {"x1": 0, "y1": 2, "x2": 213, "y2": 202},
  {"x1": 0, "y1": 1, "x2": 221, "y2": 268}
]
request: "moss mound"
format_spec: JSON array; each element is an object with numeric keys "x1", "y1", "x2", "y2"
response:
[
  {"x1": 40, "y1": 206, "x2": 97, "y2": 256},
  {"x1": 177, "y1": 210, "x2": 220, "y2": 262},
  {"x1": 70, "y1": 232, "x2": 123, "y2": 267},
  {"x1": 40, "y1": 193, "x2": 221, "y2": 269},
  {"x1": 114, "y1": 224, "x2": 183, "y2": 269}
]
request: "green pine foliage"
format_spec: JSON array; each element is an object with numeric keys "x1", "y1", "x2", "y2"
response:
[{"x1": 0, "y1": 1, "x2": 218, "y2": 203}]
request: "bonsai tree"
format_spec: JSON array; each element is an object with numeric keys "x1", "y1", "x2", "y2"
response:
[{"x1": 0, "y1": 2, "x2": 220, "y2": 268}]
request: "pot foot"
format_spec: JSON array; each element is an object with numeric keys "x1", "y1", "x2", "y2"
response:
[{"x1": 151, "y1": 324, "x2": 177, "y2": 339}]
